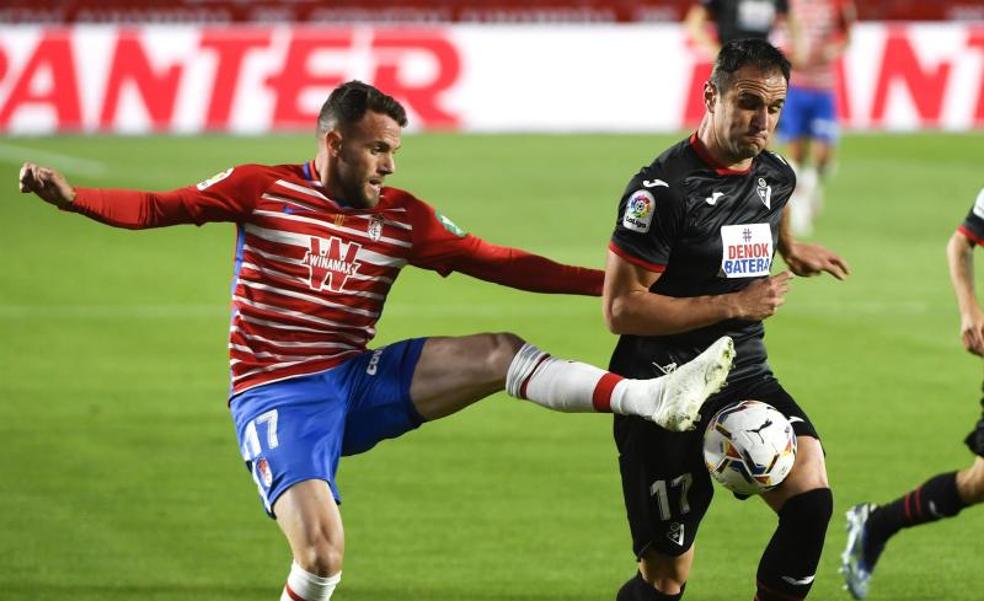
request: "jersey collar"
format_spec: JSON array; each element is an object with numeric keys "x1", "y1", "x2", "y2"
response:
[{"x1": 689, "y1": 132, "x2": 754, "y2": 176}]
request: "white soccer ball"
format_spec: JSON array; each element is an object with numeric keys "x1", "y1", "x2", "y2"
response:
[{"x1": 702, "y1": 400, "x2": 797, "y2": 496}]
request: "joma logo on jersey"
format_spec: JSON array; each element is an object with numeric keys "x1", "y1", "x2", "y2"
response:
[{"x1": 302, "y1": 236, "x2": 362, "y2": 292}]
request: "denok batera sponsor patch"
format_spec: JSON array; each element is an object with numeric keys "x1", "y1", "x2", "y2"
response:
[{"x1": 719, "y1": 223, "x2": 772, "y2": 278}]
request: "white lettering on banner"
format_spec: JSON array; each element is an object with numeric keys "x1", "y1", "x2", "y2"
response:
[
  {"x1": 0, "y1": 24, "x2": 982, "y2": 133},
  {"x1": 720, "y1": 223, "x2": 773, "y2": 279}
]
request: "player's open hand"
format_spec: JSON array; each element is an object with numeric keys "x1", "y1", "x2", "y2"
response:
[
  {"x1": 732, "y1": 271, "x2": 793, "y2": 321},
  {"x1": 18, "y1": 162, "x2": 76, "y2": 207},
  {"x1": 959, "y1": 308, "x2": 984, "y2": 357},
  {"x1": 782, "y1": 241, "x2": 850, "y2": 280}
]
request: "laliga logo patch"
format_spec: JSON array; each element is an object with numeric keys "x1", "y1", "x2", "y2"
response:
[
  {"x1": 719, "y1": 223, "x2": 773, "y2": 279},
  {"x1": 622, "y1": 190, "x2": 655, "y2": 233},
  {"x1": 368, "y1": 215, "x2": 384, "y2": 242},
  {"x1": 756, "y1": 177, "x2": 772, "y2": 209}
]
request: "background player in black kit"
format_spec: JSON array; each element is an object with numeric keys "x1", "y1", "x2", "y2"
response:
[
  {"x1": 841, "y1": 185, "x2": 984, "y2": 600},
  {"x1": 686, "y1": 0, "x2": 796, "y2": 60},
  {"x1": 604, "y1": 39, "x2": 850, "y2": 601}
]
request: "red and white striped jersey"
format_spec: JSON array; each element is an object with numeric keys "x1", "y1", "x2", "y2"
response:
[
  {"x1": 788, "y1": 0, "x2": 852, "y2": 90},
  {"x1": 70, "y1": 161, "x2": 603, "y2": 396}
]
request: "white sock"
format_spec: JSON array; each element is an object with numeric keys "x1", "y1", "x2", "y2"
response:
[
  {"x1": 280, "y1": 562, "x2": 341, "y2": 601},
  {"x1": 505, "y1": 343, "x2": 662, "y2": 416}
]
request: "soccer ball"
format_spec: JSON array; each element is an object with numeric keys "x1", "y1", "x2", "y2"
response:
[{"x1": 702, "y1": 400, "x2": 797, "y2": 496}]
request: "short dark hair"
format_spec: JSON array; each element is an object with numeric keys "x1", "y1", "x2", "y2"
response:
[
  {"x1": 317, "y1": 80, "x2": 408, "y2": 134},
  {"x1": 710, "y1": 38, "x2": 791, "y2": 92}
]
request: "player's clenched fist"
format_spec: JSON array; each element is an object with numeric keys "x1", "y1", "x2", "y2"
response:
[
  {"x1": 731, "y1": 271, "x2": 793, "y2": 321},
  {"x1": 959, "y1": 308, "x2": 984, "y2": 357},
  {"x1": 18, "y1": 162, "x2": 76, "y2": 207}
]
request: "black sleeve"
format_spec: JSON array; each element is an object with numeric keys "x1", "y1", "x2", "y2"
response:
[
  {"x1": 701, "y1": 0, "x2": 718, "y2": 13},
  {"x1": 959, "y1": 187, "x2": 984, "y2": 245},
  {"x1": 776, "y1": 0, "x2": 789, "y2": 14},
  {"x1": 609, "y1": 175, "x2": 686, "y2": 273}
]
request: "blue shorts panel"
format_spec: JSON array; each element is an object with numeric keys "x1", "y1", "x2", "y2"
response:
[
  {"x1": 229, "y1": 337, "x2": 428, "y2": 516},
  {"x1": 342, "y1": 338, "x2": 427, "y2": 456},
  {"x1": 779, "y1": 86, "x2": 839, "y2": 144}
]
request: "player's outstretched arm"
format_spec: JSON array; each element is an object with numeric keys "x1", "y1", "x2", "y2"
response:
[
  {"x1": 947, "y1": 229, "x2": 984, "y2": 356},
  {"x1": 603, "y1": 251, "x2": 792, "y2": 336},
  {"x1": 18, "y1": 162, "x2": 76, "y2": 208},
  {"x1": 449, "y1": 238, "x2": 604, "y2": 296},
  {"x1": 777, "y1": 207, "x2": 851, "y2": 279},
  {"x1": 18, "y1": 163, "x2": 256, "y2": 229}
]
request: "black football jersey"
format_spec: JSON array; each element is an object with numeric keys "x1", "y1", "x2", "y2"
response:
[
  {"x1": 958, "y1": 187, "x2": 984, "y2": 245},
  {"x1": 701, "y1": 0, "x2": 788, "y2": 44},
  {"x1": 608, "y1": 133, "x2": 796, "y2": 383}
]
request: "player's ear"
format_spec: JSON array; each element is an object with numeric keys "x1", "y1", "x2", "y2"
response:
[
  {"x1": 704, "y1": 80, "x2": 717, "y2": 113},
  {"x1": 323, "y1": 129, "x2": 343, "y2": 157}
]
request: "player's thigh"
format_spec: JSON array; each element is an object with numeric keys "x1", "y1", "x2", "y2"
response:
[
  {"x1": 275, "y1": 479, "x2": 345, "y2": 572},
  {"x1": 760, "y1": 436, "x2": 828, "y2": 511},
  {"x1": 340, "y1": 338, "x2": 428, "y2": 456},
  {"x1": 615, "y1": 415, "x2": 712, "y2": 564},
  {"x1": 231, "y1": 375, "x2": 348, "y2": 515},
  {"x1": 409, "y1": 332, "x2": 524, "y2": 420},
  {"x1": 741, "y1": 379, "x2": 828, "y2": 510}
]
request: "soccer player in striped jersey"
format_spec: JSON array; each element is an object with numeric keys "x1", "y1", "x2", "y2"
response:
[
  {"x1": 778, "y1": 0, "x2": 856, "y2": 235},
  {"x1": 841, "y1": 186, "x2": 984, "y2": 600},
  {"x1": 18, "y1": 81, "x2": 735, "y2": 601}
]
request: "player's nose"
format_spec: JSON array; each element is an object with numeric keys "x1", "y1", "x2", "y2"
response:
[{"x1": 379, "y1": 154, "x2": 395, "y2": 175}]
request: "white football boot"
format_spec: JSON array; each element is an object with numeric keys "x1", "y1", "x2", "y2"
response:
[
  {"x1": 647, "y1": 336, "x2": 734, "y2": 431},
  {"x1": 841, "y1": 502, "x2": 881, "y2": 600}
]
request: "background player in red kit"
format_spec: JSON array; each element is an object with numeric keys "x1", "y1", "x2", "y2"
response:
[
  {"x1": 604, "y1": 40, "x2": 849, "y2": 601},
  {"x1": 779, "y1": 0, "x2": 856, "y2": 235},
  {"x1": 17, "y1": 81, "x2": 734, "y2": 601},
  {"x1": 841, "y1": 185, "x2": 984, "y2": 600}
]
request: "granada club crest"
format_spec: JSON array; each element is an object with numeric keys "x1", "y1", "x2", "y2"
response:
[
  {"x1": 368, "y1": 215, "x2": 384, "y2": 242},
  {"x1": 303, "y1": 236, "x2": 362, "y2": 292},
  {"x1": 256, "y1": 457, "x2": 273, "y2": 488}
]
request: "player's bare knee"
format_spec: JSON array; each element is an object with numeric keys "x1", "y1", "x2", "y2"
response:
[
  {"x1": 639, "y1": 551, "x2": 690, "y2": 595},
  {"x1": 650, "y1": 575, "x2": 686, "y2": 596},
  {"x1": 484, "y1": 332, "x2": 525, "y2": 376},
  {"x1": 958, "y1": 459, "x2": 984, "y2": 503},
  {"x1": 294, "y1": 535, "x2": 344, "y2": 577}
]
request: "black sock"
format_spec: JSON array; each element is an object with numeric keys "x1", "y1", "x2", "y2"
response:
[
  {"x1": 866, "y1": 472, "x2": 967, "y2": 546},
  {"x1": 616, "y1": 572, "x2": 686, "y2": 601},
  {"x1": 756, "y1": 488, "x2": 833, "y2": 601}
]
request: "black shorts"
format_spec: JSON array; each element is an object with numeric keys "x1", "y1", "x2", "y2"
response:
[
  {"x1": 965, "y1": 392, "x2": 984, "y2": 458},
  {"x1": 614, "y1": 374, "x2": 819, "y2": 559}
]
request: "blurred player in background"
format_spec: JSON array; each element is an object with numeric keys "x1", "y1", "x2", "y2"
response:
[
  {"x1": 686, "y1": 0, "x2": 795, "y2": 59},
  {"x1": 605, "y1": 39, "x2": 849, "y2": 601},
  {"x1": 779, "y1": 0, "x2": 856, "y2": 235},
  {"x1": 841, "y1": 185, "x2": 984, "y2": 600},
  {"x1": 18, "y1": 81, "x2": 735, "y2": 601}
]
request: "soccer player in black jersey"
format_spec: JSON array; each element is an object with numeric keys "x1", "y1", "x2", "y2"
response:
[
  {"x1": 604, "y1": 39, "x2": 849, "y2": 601},
  {"x1": 686, "y1": 0, "x2": 794, "y2": 60},
  {"x1": 841, "y1": 186, "x2": 984, "y2": 600}
]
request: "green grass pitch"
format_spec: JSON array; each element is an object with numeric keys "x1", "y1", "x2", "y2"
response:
[{"x1": 1, "y1": 131, "x2": 982, "y2": 600}]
